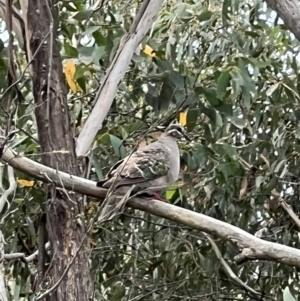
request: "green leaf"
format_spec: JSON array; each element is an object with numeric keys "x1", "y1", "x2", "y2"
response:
[
  {"x1": 119, "y1": 126, "x2": 129, "y2": 140},
  {"x1": 73, "y1": 9, "x2": 93, "y2": 21},
  {"x1": 255, "y1": 176, "x2": 267, "y2": 189},
  {"x1": 64, "y1": 43, "x2": 78, "y2": 58},
  {"x1": 283, "y1": 287, "x2": 296, "y2": 301},
  {"x1": 217, "y1": 163, "x2": 229, "y2": 182},
  {"x1": 273, "y1": 159, "x2": 287, "y2": 173},
  {"x1": 217, "y1": 71, "x2": 231, "y2": 99},
  {"x1": 201, "y1": 107, "x2": 223, "y2": 128},
  {"x1": 82, "y1": 26, "x2": 101, "y2": 35},
  {"x1": 26, "y1": 216, "x2": 36, "y2": 245},
  {"x1": 110, "y1": 285, "x2": 126, "y2": 301},
  {"x1": 196, "y1": 86, "x2": 220, "y2": 107},
  {"x1": 93, "y1": 31, "x2": 107, "y2": 46},
  {"x1": 166, "y1": 188, "x2": 177, "y2": 200},
  {"x1": 155, "y1": 59, "x2": 185, "y2": 89},
  {"x1": 192, "y1": 144, "x2": 207, "y2": 167},
  {"x1": 186, "y1": 105, "x2": 199, "y2": 131},
  {"x1": 13, "y1": 281, "x2": 21, "y2": 301},
  {"x1": 244, "y1": 31, "x2": 261, "y2": 38},
  {"x1": 197, "y1": 11, "x2": 213, "y2": 22},
  {"x1": 284, "y1": 85, "x2": 295, "y2": 102},
  {"x1": 155, "y1": 58, "x2": 174, "y2": 71},
  {"x1": 265, "y1": 177, "x2": 278, "y2": 193},
  {"x1": 159, "y1": 79, "x2": 176, "y2": 107},
  {"x1": 174, "y1": 3, "x2": 193, "y2": 21},
  {"x1": 97, "y1": 133, "x2": 111, "y2": 145},
  {"x1": 76, "y1": 77, "x2": 86, "y2": 93},
  {"x1": 78, "y1": 46, "x2": 94, "y2": 57},
  {"x1": 74, "y1": 64, "x2": 88, "y2": 80},
  {"x1": 223, "y1": 143, "x2": 238, "y2": 160},
  {"x1": 183, "y1": 152, "x2": 199, "y2": 171},
  {"x1": 92, "y1": 45, "x2": 106, "y2": 63},
  {"x1": 169, "y1": 70, "x2": 185, "y2": 88},
  {"x1": 266, "y1": 83, "x2": 280, "y2": 96},
  {"x1": 222, "y1": 0, "x2": 231, "y2": 26},
  {"x1": 110, "y1": 135, "x2": 126, "y2": 158},
  {"x1": 0, "y1": 39, "x2": 4, "y2": 52},
  {"x1": 92, "y1": 154, "x2": 104, "y2": 180},
  {"x1": 0, "y1": 58, "x2": 7, "y2": 72},
  {"x1": 238, "y1": 58, "x2": 257, "y2": 109}
]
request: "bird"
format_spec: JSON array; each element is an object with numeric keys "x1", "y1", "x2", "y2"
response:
[{"x1": 96, "y1": 124, "x2": 191, "y2": 221}]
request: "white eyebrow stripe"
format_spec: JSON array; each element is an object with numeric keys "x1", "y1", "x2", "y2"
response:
[{"x1": 167, "y1": 129, "x2": 182, "y2": 135}]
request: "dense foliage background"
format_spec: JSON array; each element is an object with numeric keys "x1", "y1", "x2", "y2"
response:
[{"x1": 1, "y1": 0, "x2": 300, "y2": 300}]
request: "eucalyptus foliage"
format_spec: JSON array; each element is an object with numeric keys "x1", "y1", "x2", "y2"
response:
[{"x1": 1, "y1": 0, "x2": 300, "y2": 300}]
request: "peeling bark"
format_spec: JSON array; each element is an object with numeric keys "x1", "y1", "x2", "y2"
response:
[{"x1": 20, "y1": 1, "x2": 92, "y2": 300}]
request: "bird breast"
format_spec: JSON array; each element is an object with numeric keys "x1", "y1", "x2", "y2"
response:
[{"x1": 166, "y1": 143, "x2": 180, "y2": 184}]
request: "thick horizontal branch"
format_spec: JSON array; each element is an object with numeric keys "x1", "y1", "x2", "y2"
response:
[
  {"x1": 130, "y1": 199, "x2": 300, "y2": 267},
  {"x1": 1, "y1": 147, "x2": 106, "y2": 198},
  {"x1": 2, "y1": 147, "x2": 300, "y2": 268}
]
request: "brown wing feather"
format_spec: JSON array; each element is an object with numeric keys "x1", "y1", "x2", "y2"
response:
[{"x1": 97, "y1": 146, "x2": 169, "y2": 188}]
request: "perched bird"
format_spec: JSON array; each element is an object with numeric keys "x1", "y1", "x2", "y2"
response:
[{"x1": 96, "y1": 124, "x2": 191, "y2": 221}]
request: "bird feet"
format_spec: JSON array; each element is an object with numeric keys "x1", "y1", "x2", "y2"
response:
[
  {"x1": 138, "y1": 192, "x2": 168, "y2": 202},
  {"x1": 150, "y1": 192, "x2": 167, "y2": 202}
]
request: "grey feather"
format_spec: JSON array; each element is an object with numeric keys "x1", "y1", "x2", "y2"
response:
[{"x1": 96, "y1": 124, "x2": 190, "y2": 221}]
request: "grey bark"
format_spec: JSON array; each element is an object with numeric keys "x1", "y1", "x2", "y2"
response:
[
  {"x1": 20, "y1": 1, "x2": 92, "y2": 300},
  {"x1": 3, "y1": 146, "x2": 300, "y2": 270},
  {"x1": 265, "y1": 0, "x2": 300, "y2": 41}
]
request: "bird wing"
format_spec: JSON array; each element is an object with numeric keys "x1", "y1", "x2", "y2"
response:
[{"x1": 97, "y1": 145, "x2": 170, "y2": 188}]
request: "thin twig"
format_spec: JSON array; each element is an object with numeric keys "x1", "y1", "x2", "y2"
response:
[
  {"x1": 271, "y1": 189, "x2": 300, "y2": 229},
  {"x1": 4, "y1": 242, "x2": 51, "y2": 262},
  {"x1": 280, "y1": 200, "x2": 300, "y2": 228},
  {"x1": 34, "y1": 232, "x2": 87, "y2": 300},
  {"x1": 203, "y1": 232, "x2": 260, "y2": 296},
  {"x1": 0, "y1": 31, "x2": 51, "y2": 102},
  {"x1": 0, "y1": 165, "x2": 16, "y2": 213}
]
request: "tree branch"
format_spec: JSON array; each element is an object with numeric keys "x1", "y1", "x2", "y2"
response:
[
  {"x1": 0, "y1": 233, "x2": 8, "y2": 301},
  {"x1": 4, "y1": 242, "x2": 51, "y2": 262},
  {"x1": 265, "y1": 0, "x2": 300, "y2": 41},
  {"x1": 0, "y1": 165, "x2": 16, "y2": 213},
  {"x1": 0, "y1": 0, "x2": 24, "y2": 48},
  {"x1": 1, "y1": 147, "x2": 106, "y2": 198},
  {"x1": 76, "y1": 0, "x2": 164, "y2": 156},
  {"x1": 0, "y1": 163, "x2": 16, "y2": 301},
  {"x1": 2, "y1": 146, "x2": 300, "y2": 268},
  {"x1": 203, "y1": 233, "x2": 260, "y2": 296},
  {"x1": 280, "y1": 198, "x2": 300, "y2": 228}
]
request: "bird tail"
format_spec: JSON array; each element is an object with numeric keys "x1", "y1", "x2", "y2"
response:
[{"x1": 97, "y1": 186, "x2": 135, "y2": 223}]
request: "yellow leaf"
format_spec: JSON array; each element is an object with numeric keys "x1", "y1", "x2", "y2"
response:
[
  {"x1": 63, "y1": 60, "x2": 78, "y2": 93},
  {"x1": 64, "y1": 60, "x2": 76, "y2": 76},
  {"x1": 17, "y1": 179, "x2": 34, "y2": 187},
  {"x1": 179, "y1": 111, "x2": 187, "y2": 126},
  {"x1": 140, "y1": 44, "x2": 156, "y2": 57}
]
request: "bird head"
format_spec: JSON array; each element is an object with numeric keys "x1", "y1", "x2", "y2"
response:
[{"x1": 164, "y1": 124, "x2": 191, "y2": 142}]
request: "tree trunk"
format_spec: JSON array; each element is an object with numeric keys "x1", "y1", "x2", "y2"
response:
[
  {"x1": 20, "y1": 1, "x2": 92, "y2": 300},
  {"x1": 265, "y1": 0, "x2": 300, "y2": 41}
]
